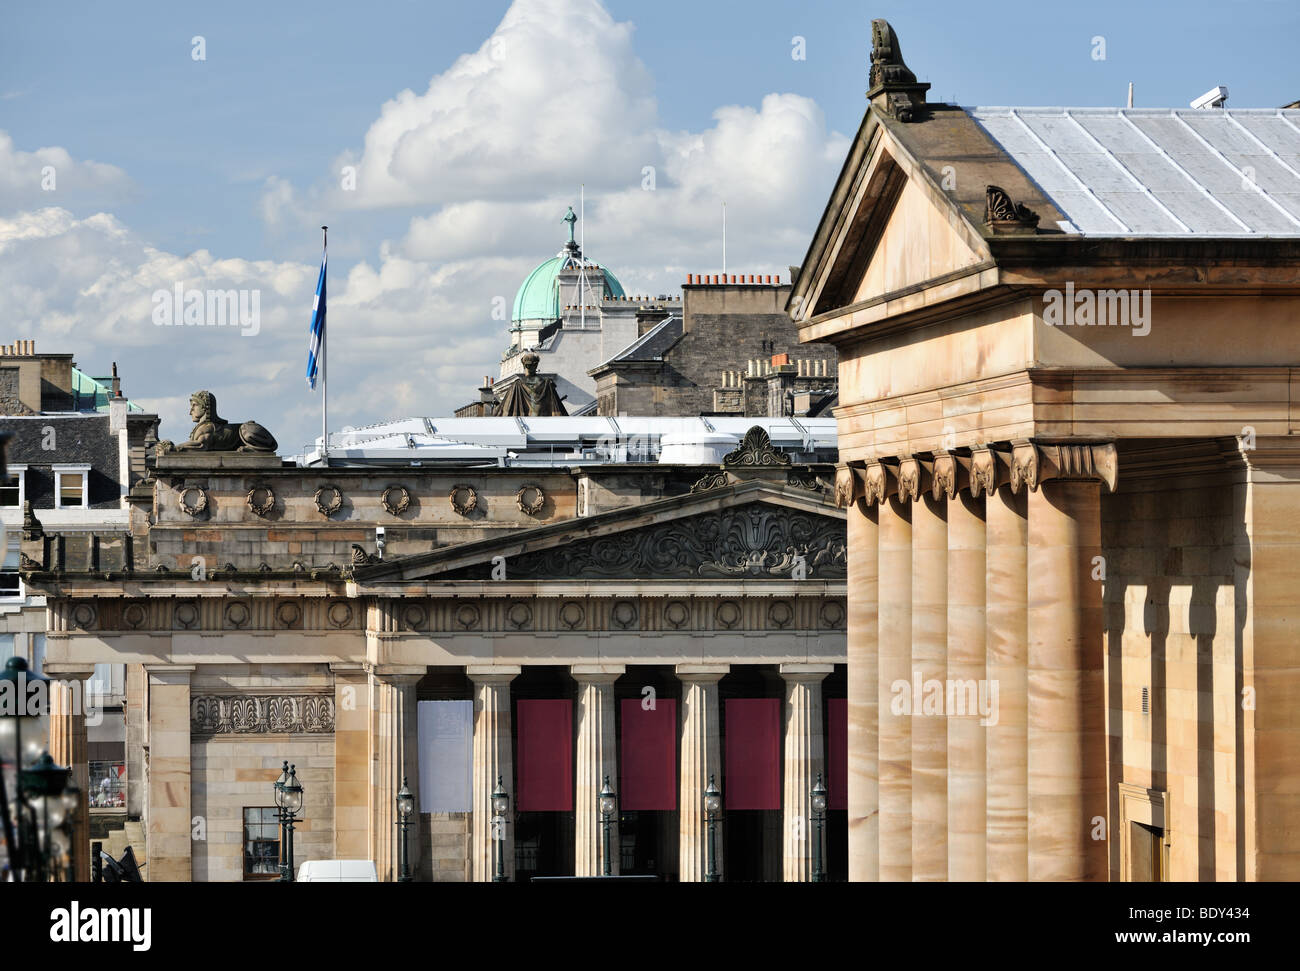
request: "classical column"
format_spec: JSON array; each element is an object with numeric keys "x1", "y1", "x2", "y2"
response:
[
  {"x1": 780, "y1": 663, "x2": 833, "y2": 881},
  {"x1": 838, "y1": 466, "x2": 879, "y2": 881},
  {"x1": 143, "y1": 664, "x2": 194, "y2": 882},
  {"x1": 573, "y1": 664, "x2": 623, "y2": 876},
  {"x1": 678, "y1": 664, "x2": 727, "y2": 882},
  {"x1": 1022, "y1": 442, "x2": 1113, "y2": 881},
  {"x1": 907, "y1": 456, "x2": 948, "y2": 881},
  {"x1": 874, "y1": 460, "x2": 913, "y2": 881},
  {"x1": 468, "y1": 666, "x2": 520, "y2": 882},
  {"x1": 944, "y1": 466, "x2": 987, "y2": 882},
  {"x1": 369, "y1": 666, "x2": 423, "y2": 881},
  {"x1": 982, "y1": 447, "x2": 1028, "y2": 882},
  {"x1": 45, "y1": 664, "x2": 93, "y2": 882}
]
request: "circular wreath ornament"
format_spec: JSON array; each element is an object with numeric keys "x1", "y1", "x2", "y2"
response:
[
  {"x1": 515, "y1": 484, "x2": 545, "y2": 516},
  {"x1": 449, "y1": 484, "x2": 478, "y2": 517},
  {"x1": 178, "y1": 485, "x2": 208, "y2": 518},
  {"x1": 381, "y1": 485, "x2": 411, "y2": 516},
  {"x1": 314, "y1": 484, "x2": 344, "y2": 518},
  {"x1": 246, "y1": 485, "x2": 275, "y2": 518}
]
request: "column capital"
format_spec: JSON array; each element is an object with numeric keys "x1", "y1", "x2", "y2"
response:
[
  {"x1": 367, "y1": 663, "x2": 427, "y2": 684},
  {"x1": 863, "y1": 459, "x2": 901, "y2": 506},
  {"x1": 675, "y1": 663, "x2": 729, "y2": 682},
  {"x1": 570, "y1": 664, "x2": 626, "y2": 683},
  {"x1": 40, "y1": 664, "x2": 95, "y2": 681},
  {"x1": 778, "y1": 663, "x2": 835, "y2": 683},
  {"x1": 931, "y1": 451, "x2": 962, "y2": 500},
  {"x1": 834, "y1": 465, "x2": 864, "y2": 508},
  {"x1": 144, "y1": 664, "x2": 195, "y2": 685},
  {"x1": 466, "y1": 665, "x2": 522, "y2": 685},
  {"x1": 1010, "y1": 440, "x2": 1117, "y2": 494}
]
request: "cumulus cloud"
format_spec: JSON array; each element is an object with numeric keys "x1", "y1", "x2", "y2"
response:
[
  {"x1": 0, "y1": 132, "x2": 132, "y2": 216},
  {"x1": 1, "y1": 0, "x2": 851, "y2": 451}
]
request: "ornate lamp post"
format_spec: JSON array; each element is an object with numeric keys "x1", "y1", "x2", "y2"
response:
[
  {"x1": 280, "y1": 764, "x2": 304, "y2": 882},
  {"x1": 396, "y1": 777, "x2": 415, "y2": 882},
  {"x1": 811, "y1": 774, "x2": 828, "y2": 883},
  {"x1": 704, "y1": 774, "x2": 722, "y2": 883},
  {"x1": 272, "y1": 760, "x2": 289, "y2": 881},
  {"x1": 598, "y1": 775, "x2": 617, "y2": 877},
  {"x1": 490, "y1": 776, "x2": 509, "y2": 883},
  {"x1": 1, "y1": 654, "x2": 61, "y2": 882}
]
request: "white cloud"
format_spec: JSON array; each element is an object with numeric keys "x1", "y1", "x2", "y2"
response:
[{"x1": 0, "y1": 132, "x2": 132, "y2": 216}]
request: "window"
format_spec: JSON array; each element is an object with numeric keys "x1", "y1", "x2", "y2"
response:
[
  {"x1": 0, "y1": 465, "x2": 25, "y2": 507},
  {"x1": 242, "y1": 808, "x2": 281, "y2": 880},
  {"x1": 0, "y1": 542, "x2": 20, "y2": 599},
  {"x1": 53, "y1": 464, "x2": 91, "y2": 509}
]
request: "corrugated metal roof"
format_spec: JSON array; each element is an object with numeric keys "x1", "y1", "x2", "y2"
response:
[{"x1": 969, "y1": 107, "x2": 1300, "y2": 236}]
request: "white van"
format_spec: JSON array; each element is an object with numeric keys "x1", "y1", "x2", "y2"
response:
[{"x1": 297, "y1": 860, "x2": 378, "y2": 882}]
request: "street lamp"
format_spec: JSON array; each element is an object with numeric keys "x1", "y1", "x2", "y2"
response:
[
  {"x1": 396, "y1": 777, "x2": 415, "y2": 882},
  {"x1": 272, "y1": 760, "x2": 289, "y2": 881},
  {"x1": 810, "y1": 774, "x2": 828, "y2": 883},
  {"x1": 598, "y1": 775, "x2": 617, "y2": 876},
  {"x1": 280, "y1": 764, "x2": 304, "y2": 882},
  {"x1": 704, "y1": 774, "x2": 721, "y2": 883},
  {"x1": 1, "y1": 655, "x2": 53, "y2": 882},
  {"x1": 22, "y1": 749, "x2": 70, "y2": 883},
  {"x1": 491, "y1": 776, "x2": 509, "y2": 883}
]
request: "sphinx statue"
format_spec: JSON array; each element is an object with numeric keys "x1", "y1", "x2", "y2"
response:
[
  {"x1": 156, "y1": 390, "x2": 278, "y2": 454},
  {"x1": 495, "y1": 353, "x2": 567, "y2": 417}
]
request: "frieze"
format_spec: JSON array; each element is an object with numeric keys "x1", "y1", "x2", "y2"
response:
[
  {"x1": 191, "y1": 695, "x2": 336, "y2": 735},
  {"x1": 470, "y1": 502, "x2": 846, "y2": 580}
]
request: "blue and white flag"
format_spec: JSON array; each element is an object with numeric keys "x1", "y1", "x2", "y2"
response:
[{"x1": 306, "y1": 249, "x2": 326, "y2": 390}]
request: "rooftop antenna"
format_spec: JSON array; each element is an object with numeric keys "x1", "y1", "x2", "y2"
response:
[{"x1": 1127, "y1": 82, "x2": 1134, "y2": 109}]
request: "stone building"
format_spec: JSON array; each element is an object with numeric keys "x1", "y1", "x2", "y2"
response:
[
  {"x1": 0, "y1": 340, "x2": 155, "y2": 878},
  {"x1": 458, "y1": 209, "x2": 837, "y2": 420},
  {"x1": 590, "y1": 274, "x2": 837, "y2": 419},
  {"x1": 25, "y1": 414, "x2": 850, "y2": 881},
  {"x1": 792, "y1": 20, "x2": 1300, "y2": 881}
]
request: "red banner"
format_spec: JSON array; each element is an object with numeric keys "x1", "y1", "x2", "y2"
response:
[
  {"x1": 516, "y1": 699, "x2": 572, "y2": 811},
  {"x1": 827, "y1": 697, "x2": 847, "y2": 811},
  {"x1": 724, "y1": 698, "x2": 780, "y2": 810},
  {"x1": 620, "y1": 698, "x2": 676, "y2": 810}
]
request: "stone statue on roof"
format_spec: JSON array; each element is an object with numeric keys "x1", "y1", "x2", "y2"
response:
[
  {"x1": 155, "y1": 390, "x2": 278, "y2": 454},
  {"x1": 495, "y1": 353, "x2": 567, "y2": 417}
]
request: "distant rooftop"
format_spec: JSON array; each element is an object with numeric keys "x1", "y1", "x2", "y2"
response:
[
  {"x1": 970, "y1": 107, "x2": 1300, "y2": 236},
  {"x1": 296, "y1": 415, "x2": 836, "y2": 468}
]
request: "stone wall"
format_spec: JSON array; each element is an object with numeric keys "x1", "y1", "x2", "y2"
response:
[{"x1": 189, "y1": 664, "x2": 336, "y2": 882}]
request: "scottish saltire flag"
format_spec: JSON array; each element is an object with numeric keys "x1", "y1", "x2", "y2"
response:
[{"x1": 306, "y1": 250, "x2": 326, "y2": 389}]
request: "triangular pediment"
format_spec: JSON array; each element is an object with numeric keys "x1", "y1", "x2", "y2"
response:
[{"x1": 353, "y1": 481, "x2": 845, "y2": 583}]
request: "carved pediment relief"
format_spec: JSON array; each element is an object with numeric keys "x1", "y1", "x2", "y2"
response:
[{"x1": 439, "y1": 501, "x2": 845, "y2": 581}]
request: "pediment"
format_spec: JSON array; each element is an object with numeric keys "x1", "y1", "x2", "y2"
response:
[{"x1": 353, "y1": 482, "x2": 845, "y2": 583}]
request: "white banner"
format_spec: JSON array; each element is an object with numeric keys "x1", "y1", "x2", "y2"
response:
[{"x1": 417, "y1": 700, "x2": 473, "y2": 812}]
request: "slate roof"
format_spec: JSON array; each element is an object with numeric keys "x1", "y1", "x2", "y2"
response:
[
  {"x1": 605, "y1": 315, "x2": 683, "y2": 364},
  {"x1": 969, "y1": 108, "x2": 1300, "y2": 236}
]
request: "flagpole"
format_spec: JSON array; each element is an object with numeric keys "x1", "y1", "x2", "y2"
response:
[{"x1": 321, "y1": 225, "x2": 328, "y2": 467}]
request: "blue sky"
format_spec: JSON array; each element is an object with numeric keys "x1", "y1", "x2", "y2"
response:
[{"x1": 2, "y1": 0, "x2": 1296, "y2": 449}]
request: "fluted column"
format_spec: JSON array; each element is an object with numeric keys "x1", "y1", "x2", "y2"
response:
[
  {"x1": 838, "y1": 466, "x2": 879, "y2": 881},
  {"x1": 945, "y1": 472, "x2": 987, "y2": 882},
  {"x1": 45, "y1": 665, "x2": 93, "y2": 882},
  {"x1": 983, "y1": 454, "x2": 1028, "y2": 882},
  {"x1": 1024, "y1": 445, "x2": 1110, "y2": 881},
  {"x1": 780, "y1": 663, "x2": 833, "y2": 880},
  {"x1": 678, "y1": 664, "x2": 727, "y2": 882},
  {"x1": 369, "y1": 666, "x2": 423, "y2": 881},
  {"x1": 468, "y1": 666, "x2": 520, "y2": 882},
  {"x1": 874, "y1": 460, "x2": 912, "y2": 881},
  {"x1": 906, "y1": 456, "x2": 948, "y2": 881},
  {"x1": 573, "y1": 664, "x2": 623, "y2": 876}
]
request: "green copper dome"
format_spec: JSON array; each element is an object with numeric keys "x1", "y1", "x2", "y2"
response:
[{"x1": 511, "y1": 208, "x2": 625, "y2": 322}]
